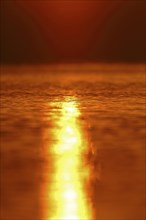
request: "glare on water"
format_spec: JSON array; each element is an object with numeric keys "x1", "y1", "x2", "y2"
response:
[
  {"x1": 44, "y1": 99, "x2": 92, "y2": 220},
  {"x1": 1, "y1": 64, "x2": 145, "y2": 220}
]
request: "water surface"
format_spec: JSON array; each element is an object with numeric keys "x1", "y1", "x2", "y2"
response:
[{"x1": 0, "y1": 64, "x2": 145, "y2": 220}]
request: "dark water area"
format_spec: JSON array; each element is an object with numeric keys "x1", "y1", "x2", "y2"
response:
[{"x1": 0, "y1": 64, "x2": 145, "y2": 220}]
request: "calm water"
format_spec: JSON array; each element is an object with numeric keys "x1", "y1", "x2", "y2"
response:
[{"x1": 0, "y1": 64, "x2": 145, "y2": 220}]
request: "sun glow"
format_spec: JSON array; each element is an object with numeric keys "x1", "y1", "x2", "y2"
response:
[{"x1": 46, "y1": 99, "x2": 92, "y2": 220}]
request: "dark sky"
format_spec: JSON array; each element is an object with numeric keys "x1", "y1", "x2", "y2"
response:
[{"x1": 0, "y1": 0, "x2": 146, "y2": 64}]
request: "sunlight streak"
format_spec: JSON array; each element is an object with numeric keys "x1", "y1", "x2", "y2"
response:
[{"x1": 47, "y1": 98, "x2": 92, "y2": 220}]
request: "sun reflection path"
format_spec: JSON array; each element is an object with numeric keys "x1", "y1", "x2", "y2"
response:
[{"x1": 47, "y1": 99, "x2": 92, "y2": 220}]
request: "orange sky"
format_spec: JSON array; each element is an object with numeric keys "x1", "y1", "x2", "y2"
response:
[
  {"x1": 17, "y1": 1, "x2": 123, "y2": 59},
  {"x1": 1, "y1": 0, "x2": 145, "y2": 63}
]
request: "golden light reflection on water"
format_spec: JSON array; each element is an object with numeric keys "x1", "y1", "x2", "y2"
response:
[{"x1": 46, "y1": 99, "x2": 92, "y2": 220}]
